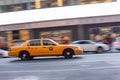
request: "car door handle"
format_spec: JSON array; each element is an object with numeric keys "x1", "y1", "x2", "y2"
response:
[{"x1": 43, "y1": 47, "x2": 46, "y2": 48}]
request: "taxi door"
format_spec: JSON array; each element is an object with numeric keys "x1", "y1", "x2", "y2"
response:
[
  {"x1": 27, "y1": 40, "x2": 42, "y2": 56},
  {"x1": 41, "y1": 40, "x2": 59, "y2": 56}
]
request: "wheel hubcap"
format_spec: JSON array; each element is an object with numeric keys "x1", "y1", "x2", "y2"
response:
[
  {"x1": 66, "y1": 52, "x2": 70, "y2": 55},
  {"x1": 22, "y1": 54, "x2": 26, "y2": 59}
]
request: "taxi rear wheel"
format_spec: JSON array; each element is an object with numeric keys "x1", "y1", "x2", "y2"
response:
[
  {"x1": 19, "y1": 51, "x2": 30, "y2": 60},
  {"x1": 30, "y1": 56, "x2": 34, "y2": 59},
  {"x1": 63, "y1": 49, "x2": 73, "y2": 59}
]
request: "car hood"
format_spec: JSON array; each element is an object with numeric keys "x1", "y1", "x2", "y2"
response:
[
  {"x1": 0, "y1": 49, "x2": 8, "y2": 53},
  {"x1": 0, "y1": 49, "x2": 8, "y2": 56},
  {"x1": 70, "y1": 43, "x2": 108, "y2": 46}
]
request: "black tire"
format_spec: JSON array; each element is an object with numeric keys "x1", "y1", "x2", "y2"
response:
[
  {"x1": 19, "y1": 51, "x2": 30, "y2": 60},
  {"x1": 96, "y1": 47, "x2": 104, "y2": 53},
  {"x1": 63, "y1": 49, "x2": 73, "y2": 59},
  {"x1": 30, "y1": 56, "x2": 34, "y2": 60}
]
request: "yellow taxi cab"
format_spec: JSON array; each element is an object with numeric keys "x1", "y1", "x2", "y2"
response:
[{"x1": 8, "y1": 39, "x2": 83, "y2": 60}]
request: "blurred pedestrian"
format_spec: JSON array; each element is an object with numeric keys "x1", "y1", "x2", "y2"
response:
[
  {"x1": 62, "y1": 36, "x2": 70, "y2": 44},
  {"x1": 1, "y1": 43, "x2": 9, "y2": 51},
  {"x1": 103, "y1": 34, "x2": 112, "y2": 47}
]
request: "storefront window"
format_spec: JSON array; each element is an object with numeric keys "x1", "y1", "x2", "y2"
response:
[
  {"x1": 0, "y1": 6, "x2": 3, "y2": 12},
  {"x1": 63, "y1": 0, "x2": 80, "y2": 6},
  {"x1": 21, "y1": 3, "x2": 27, "y2": 10},
  {"x1": 89, "y1": 27, "x2": 120, "y2": 42},
  {"x1": 40, "y1": 30, "x2": 72, "y2": 44},
  {"x1": 63, "y1": 0, "x2": 68, "y2": 6},
  {"x1": 112, "y1": 27, "x2": 120, "y2": 33},
  {"x1": 30, "y1": 2, "x2": 36, "y2": 9},
  {"x1": 41, "y1": 0, "x2": 58, "y2": 8},
  {"x1": 3, "y1": 5, "x2": 11, "y2": 12},
  {"x1": 11, "y1": 4, "x2": 22, "y2": 11},
  {"x1": 12, "y1": 30, "x2": 20, "y2": 40},
  {"x1": 0, "y1": 0, "x2": 116, "y2": 13},
  {"x1": 80, "y1": 0, "x2": 113, "y2": 5},
  {"x1": 4, "y1": 30, "x2": 30, "y2": 46},
  {"x1": 0, "y1": 32, "x2": 8, "y2": 48},
  {"x1": 1, "y1": 4, "x2": 28, "y2": 12}
]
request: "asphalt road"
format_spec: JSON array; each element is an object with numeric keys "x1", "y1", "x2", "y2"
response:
[{"x1": 0, "y1": 52, "x2": 120, "y2": 80}]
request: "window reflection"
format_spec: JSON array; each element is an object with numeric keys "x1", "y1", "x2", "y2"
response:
[
  {"x1": 41, "y1": 0, "x2": 58, "y2": 8},
  {"x1": 80, "y1": 0, "x2": 113, "y2": 4},
  {"x1": 30, "y1": 2, "x2": 36, "y2": 9},
  {"x1": 28, "y1": 40, "x2": 41, "y2": 46},
  {"x1": 63, "y1": 0, "x2": 80, "y2": 6},
  {"x1": 1, "y1": 3, "x2": 28, "y2": 12},
  {"x1": 0, "y1": 6, "x2": 3, "y2": 12},
  {"x1": 43, "y1": 40, "x2": 54, "y2": 46}
]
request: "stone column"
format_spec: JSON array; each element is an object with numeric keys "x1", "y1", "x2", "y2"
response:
[
  {"x1": 77, "y1": 25, "x2": 86, "y2": 40},
  {"x1": 35, "y1": 0, "x2": 41, "y2": 9},
  {"x1": 57, "y1": 0, "x2": 63, "y2": 6},
  {"x1": 26, "y1": 3, "x2": 31, "y2": 9},
  {"x1": 29, "y1": 29, "x2": 35, "y2": 39}
]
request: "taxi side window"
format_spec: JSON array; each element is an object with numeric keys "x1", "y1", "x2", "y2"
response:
[
  {"x1": 28, "y1": 40, "x2": 41, "y2": 46},
  {"x1": 43, "y1": 40, "x2": 54, "y2": 46}
]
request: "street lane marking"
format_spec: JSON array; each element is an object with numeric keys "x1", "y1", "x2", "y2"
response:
[
  {"x1": 1, "y1": 65, "x2": 120, "y2": 73},
  {"x1": 13, "y1": 76, "x2": 39, "y2": 80},
  {"x1": 13, "y1": 76, "x2": 64, "y2": 80},
  {"x1": 0, "y1": 60, "x2": 115, "y2": 66}
]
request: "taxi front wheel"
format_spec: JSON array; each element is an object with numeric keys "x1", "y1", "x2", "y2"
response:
[
  {"x1": 19, "y1": 51, "x2": 30, "y2": 60},
  {"x1": 63, "y1": 49, "x2": 73, "y2": 59}
]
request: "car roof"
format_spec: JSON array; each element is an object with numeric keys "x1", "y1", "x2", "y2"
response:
[
  {"x1": 71, "y1": 40, "x2": 94, "y2": 43},
  {"x1": 73, "y1": 40, "x2": 92, "y2": 42},
  {"x1": 27, "y1": 38, "x2": 53, "y2": 41},
  {"x1": 0, "y1": 49, "x2": 8, "y2": 52}
]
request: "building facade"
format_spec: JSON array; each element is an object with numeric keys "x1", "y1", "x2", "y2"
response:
[
  {"x1": 0, "y1": 0, "x2": 120, "y2": 46},
  {"x1": 0, "y1": 0, "x2": 114, "y2": 13}
]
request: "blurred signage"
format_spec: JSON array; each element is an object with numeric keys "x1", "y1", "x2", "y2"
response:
[
  {"x1": 0, "y1": 37, "x2": 4, "y2": 44},
  {"x1": 112, "y1": 27, "x2": 120, "y2": 33}
]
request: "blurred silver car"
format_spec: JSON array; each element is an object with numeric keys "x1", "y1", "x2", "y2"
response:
[
  {"x1": 0, "y1": 49, "x2": 8, "y2": 58},
  {"x1": 70, "y1": 40, "x2": 110, "y2": 53},
  {"x1": 112, "y1": 37, "x2": 120, "y2": 50}
]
